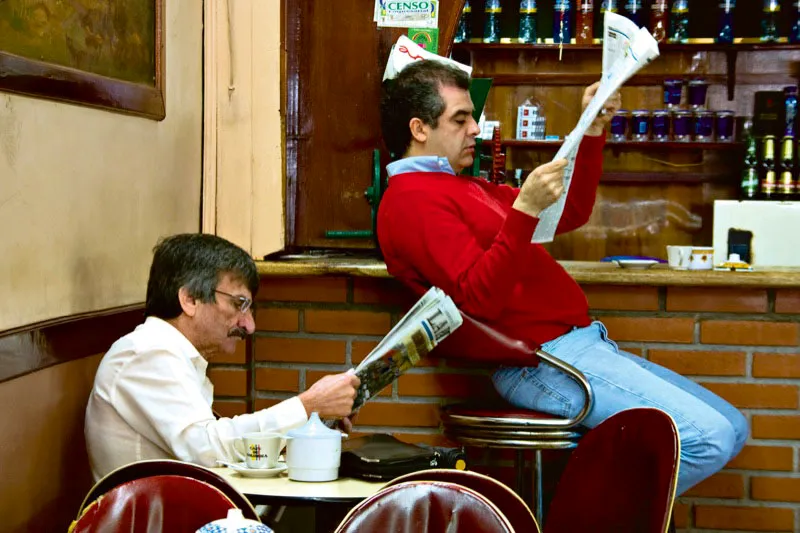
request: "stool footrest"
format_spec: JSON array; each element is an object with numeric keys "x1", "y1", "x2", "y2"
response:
[
  {"x1": 444, "y1": 433, "x2": 580, "y2": 449},
  {"x1": 447, "y1": 427, "x2": 583, "y2": 440}
]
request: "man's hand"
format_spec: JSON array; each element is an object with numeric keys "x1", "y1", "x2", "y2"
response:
[
  {"x1": 512, "y1": 159, "x2": 568, "y2": 218},
  {"x1": 582, "y1": 81, "x2": 622, "y2": 137},
  {"x1": 298, "y1": 371, "x2": 360, "y2": 418}
]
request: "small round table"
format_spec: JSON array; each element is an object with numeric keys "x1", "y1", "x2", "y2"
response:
[{"x1": 212, "y1": 468, "x2": 386, "y2": 532}]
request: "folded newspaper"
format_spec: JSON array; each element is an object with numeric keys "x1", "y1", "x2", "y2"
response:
[
  {"x1": 383, "y1": 34, "x2": 471, "y2": 81},
  {"x1": 532, "y1": 11, "x2": 660, "y2": 243},
  {"x1": 352, "y1": 286, "x2": 462, "y2": 411}
]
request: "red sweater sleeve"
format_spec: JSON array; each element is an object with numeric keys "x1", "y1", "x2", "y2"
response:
[
  {"x1": 556, "y1": 133, "x2": 605, "y2": 234},
  {"x1": 381, "y1": 190, "x2": 537, "y2": 321}
]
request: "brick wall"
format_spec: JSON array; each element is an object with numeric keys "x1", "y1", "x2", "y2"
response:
[{"x1": 210, "y1": 276, "x2": 800, "y2": 533}]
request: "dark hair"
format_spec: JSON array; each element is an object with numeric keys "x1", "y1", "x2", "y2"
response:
[
  {"x1": 380, "y1": 60, "x2": 471, "y2": 159},
  {"x1": 145, "y1": 233, "x2": 259, "y2": 319}
]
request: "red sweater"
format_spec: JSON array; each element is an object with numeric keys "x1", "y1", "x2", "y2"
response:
[{"x1": 377, "y1": 135, "x2": 605, "y2": 358}]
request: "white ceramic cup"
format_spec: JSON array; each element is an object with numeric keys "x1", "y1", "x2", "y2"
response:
[
  {"x1": 688, "y1": 246, "x2": 715, "y2": 271},
  {"x1": 666, "y1": 245, "x2": 693, "y2": 270},
  {"x1": 234, "y1": 432, "x2": 282, "y2": 469}
]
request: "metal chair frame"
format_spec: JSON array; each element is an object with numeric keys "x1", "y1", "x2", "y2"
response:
[{"x1": 441, "y1": 348, "x2": 594, "y2": 525}]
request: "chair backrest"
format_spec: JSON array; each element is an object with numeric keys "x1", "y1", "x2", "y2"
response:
[
  {"x1": 385, "y1": 469, "x2": 541, "y2": 533},
  {"x1": 544, "y1": 407, "x2": 680, "y2": 533},
  {"x1": 69, "y1": 475, "x2": 236, "y2": 533},
  {"x1": 334, "y1": 480, "x2": 516, "y2": 533},
  {"x1": 78, "y1": 459, "x2": 259, "y2": 520}
]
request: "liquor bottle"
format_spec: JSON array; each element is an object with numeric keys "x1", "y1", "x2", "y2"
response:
[
  {"x1": 741, "y1": 164, "x2": 760, "y2": 200},
  {"x1": 741, "y1": 119, "x2": 759, "y2": 199},
  {"x1": 784, "y1": 86, "x2": 798, "y2": 137},
  {"x1": 519, "y1": 0, "x2": 538, "y2": 43},
  {"x1": 553, "y1": 0, "x2": 573, "y2": 44},
  {"x1": 650, "y1": 0, "x2": 669, "y2": 42},
  {"x1": 716, "y1": 0, "x2": 735, "y2": 44},
  {"x1": 624, "y1": 0, "x2": 643, "y2": 27},
  {"x1": 669, "y1": 0, "x2": 690, "y2": 43},
  {"x1": 744, "y1": 119, "x2": 758, "y2": 167},
  {"x1": 760, "y1": 135, "x2": 778, "y2": 200},
  {"x1": 455, "y1": 0, "x2": 472, "y2": 43},
  {"x1": 484, "y1": 0, "x2": 502, "y2": 43},
  {"x1": 761, "y1": 0, "x2": 780, "y2": 42},
  {"x1": 791, "y1": 0, "x2": 800, "y2": 43},
  {"x1": 597, "y1": 0, "x2": 618, "y2": 42},
  {"x1": 778, "y1": 136, "x2": 796, "y2": 199},
  {"x1": 576, "y1": 0, "x2": 594, "y2": 44}
]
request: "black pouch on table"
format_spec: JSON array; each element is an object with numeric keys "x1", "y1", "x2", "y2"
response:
[{"x1": 340, "y1": 433, "x2": 466, "y2": 481}]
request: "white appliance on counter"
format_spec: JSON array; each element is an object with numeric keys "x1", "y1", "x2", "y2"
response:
[{"x1": 713, "y1": 200, "x2": 800, "y2": 267}]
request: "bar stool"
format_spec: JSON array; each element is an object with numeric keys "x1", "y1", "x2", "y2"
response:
[{"x1": 441, "y1": 348, "x2": 593, "y2": 525}]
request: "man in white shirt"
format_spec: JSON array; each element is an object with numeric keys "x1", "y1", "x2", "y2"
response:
[{"x1": 85, "y1": 233, "x2": 360, "y2": 480}]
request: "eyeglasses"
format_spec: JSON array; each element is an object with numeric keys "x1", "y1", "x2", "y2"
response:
[{"x1": 214, "y1": 290, "x2": 253, "y2": 314}]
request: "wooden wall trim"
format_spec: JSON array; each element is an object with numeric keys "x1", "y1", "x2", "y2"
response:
[
  {"x1": 0, "y1": 304, "x2": 144, "y2": 384},
  {"x1": 282, "y1": 0, "x2": 299, "y2": 247}
]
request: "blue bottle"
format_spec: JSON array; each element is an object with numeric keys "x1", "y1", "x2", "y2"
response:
[
  {"x1": 790, "y1": 1, "x2": 800, "y2": 43},
  {"x1": 455, "y1": 0, "x2": 472, "y2": 43},
  {"x1": 669, "y1": 0, "x2": 690, "y2": 43},
  {"x1": 553, "y1": 0, "x2": 573, "y2": 44},
  {"x1": 716, "y1": 0, "x2": 735, "y2": 44},
  {"x1": 785, "y1": 86, "x2": 798, "y2": 138},
  {"x1": 624, "y1": 0, "x2": 643, "y2": 27},
  {"x1": 761, "y1": 0, "x2": 780, "y2": 42},
  {"x1": 484, "y1": 0, "x2": 502, "y2": 43},
  {"x1": 519, "y1": 0, "x2": 538, "y2": 43}
]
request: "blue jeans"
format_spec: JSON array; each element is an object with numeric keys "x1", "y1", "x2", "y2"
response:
[{"x1": 492, "y1": 321, "x2": 748, "y2": 495}]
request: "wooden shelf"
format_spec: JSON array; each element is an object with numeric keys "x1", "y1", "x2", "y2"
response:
[
  {"x1": 502, "y1": 140, "x2": 745, "y2": 151},
  {"x1": 485, "y1": 73, "x2": 795, "y2": 87},
  {"x1": 455, "y1": 41, "x2": 800, "y2": 97},
  {"x1": 599, "y1": 171, "x2": 735, "y2": 184},
  {"x1": 454, "y1": 42, "x2": 800, "y2": 52}
]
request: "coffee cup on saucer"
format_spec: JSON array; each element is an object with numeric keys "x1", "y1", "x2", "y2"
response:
[{"x1": 234, "y1": 432, "x2": 282, "y2": 469}]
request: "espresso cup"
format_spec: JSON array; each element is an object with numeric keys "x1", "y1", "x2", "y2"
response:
[
  {"x1": 234, "y1": 432, "x2": 282, "y2": 469},
  {"x1": 666, "y1": 245, "x2": 693, "y2": 270},
  {"x1": 688, "y1": 246, "x2": 715, "y2": 271}
]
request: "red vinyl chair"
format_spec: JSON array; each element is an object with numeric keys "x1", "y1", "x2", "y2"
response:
[
  {"x1": 384, "y1": 468, "x2": 540, "y2": 532},
  {"x1": 77, "y1": 459, "x2": 259, "y2": 521},
  {"x1": 334, "y1": 480, "x2": 515, "y2": 533},
  {"x1": 544, "y1": 407, "x2": 680, "y2": 533},
  {"x1": 69, "y1": 475, "x2": 237, "y2": 533}
]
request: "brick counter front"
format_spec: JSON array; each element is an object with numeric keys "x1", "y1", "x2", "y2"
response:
[{"x1": 210, "y1": 270, "x2": 800, "y2": 533}]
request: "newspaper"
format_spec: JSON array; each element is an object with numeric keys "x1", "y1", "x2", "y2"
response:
[
  {"x1": 352, "y1": 286, "x2": 462, "y2": 410},
  {"x1": 383, "y1": 34, "x2": 472, "y2": 82},
  {"x1": 532, "y1": 12, "x2": 660, "y2": 243}
]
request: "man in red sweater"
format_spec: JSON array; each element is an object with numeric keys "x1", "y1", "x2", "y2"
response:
[{"x1": 377, "y1": 60, "x2": 746, "y2": 495}]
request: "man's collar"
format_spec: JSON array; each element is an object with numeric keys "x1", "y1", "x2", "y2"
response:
[
  {"x1": 144, "y1": 316, "x2": 205, "y2": 362},
  {"x1": 387, "y1": 156, "x2": 456, "y2": 177}
]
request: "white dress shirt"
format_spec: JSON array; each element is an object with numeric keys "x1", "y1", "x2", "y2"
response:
[{"x1": 85, "y1": 316, "x2": 308, "y2": 480}]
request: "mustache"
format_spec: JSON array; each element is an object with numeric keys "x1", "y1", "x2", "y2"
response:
[{"x1": 228, "y1": 328, "x2": 248, "y2": 339}]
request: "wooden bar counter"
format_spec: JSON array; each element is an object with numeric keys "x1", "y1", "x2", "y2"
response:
[{"x1": 257, "y1": 256, "x2": 800, "y2": 288}]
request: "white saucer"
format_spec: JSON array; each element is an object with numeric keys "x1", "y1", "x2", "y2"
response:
[
  {"x1": 614, "y1": 259, "x2": 659, "y2": 270},
  {"x1": 227, "y1": 462, "x2": 287, "y2": 478}
]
